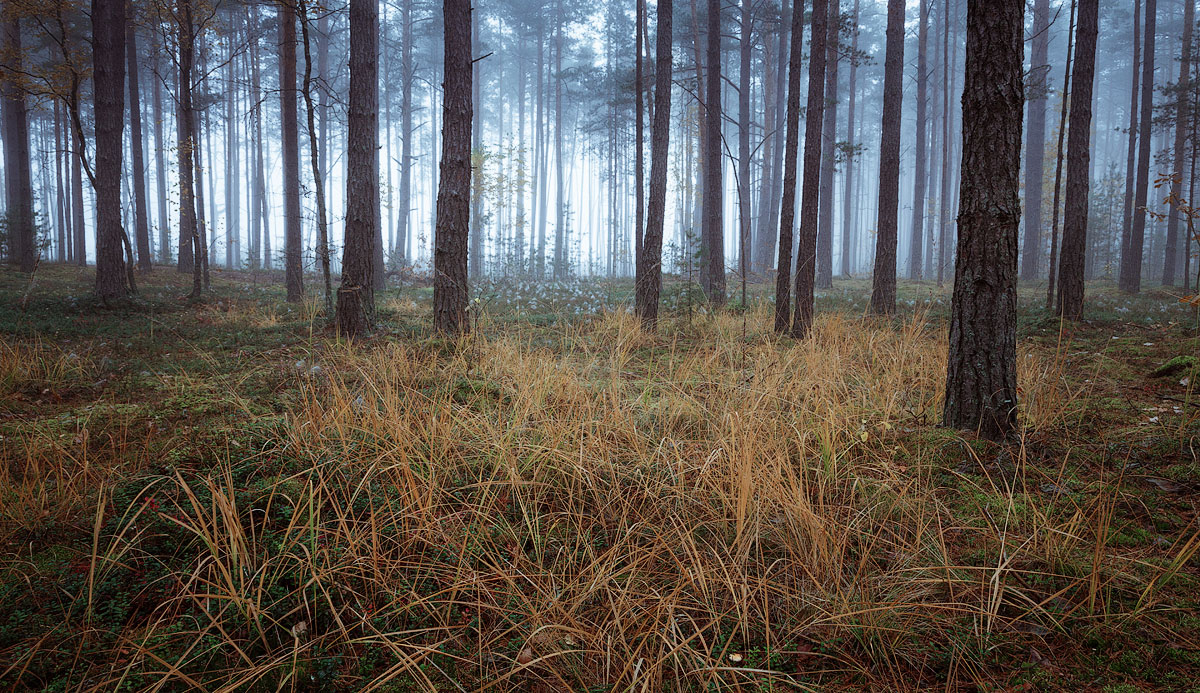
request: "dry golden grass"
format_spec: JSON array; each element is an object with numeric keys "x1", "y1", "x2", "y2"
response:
[{"x1": 22, "y1": 306, "x2": 1187, "y2": 691}]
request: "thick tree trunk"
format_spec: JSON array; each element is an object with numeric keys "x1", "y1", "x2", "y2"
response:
[
  {"x1": 908, "y1": 0, "x2": 929, "y2": 280},
  {"x1": 635, "y1": 0, "x2": 673, "y2": 329},
  {"x1": 126, "y1": 23, "x2": 151, "y2": 272},
  {"x1": 280, "y1": 1, "x2": 303, "y2": 302},
  {"x1": 1020, "y1": 0, "x2": 1050, "y2": 281},
  {"x1": 93, "y1": 0, "x2": 130, "y2": 299},
  {"x1": 774, "y1": 0, "x2": 805, "y2": 333},
  {"x1": 434, "y1": 0, "x2": 473, "y2": 334},
  {"x1": 1057, "y1": 0, "x2": 1098, "y2": 319},
  {"x1": 791, "y1": 0, "x2": 829, "y2": 338},
  {"x1": 869, "y1": 0, "x2": 904, "y2": 314},
  {"x1": 1164, "y1": 0, "x2": 1193, "y2": 287},
  {"x1": 337, "y1": 0, "x2": 379, "y2": 336},
  {"x1": 1, "y1": 2, "x2": 35, "y2": 272},
  {"x1": 1120, "y1": 0, "x2": 1156, "y2": 293},
  {"x1": 943, "y1": 0, "x2": 1024, "y2": 441},
  {"x1": 176, "y1": 0, "x2": 200, "y2": 296},
  {"x1": 700, "y1": 0, "x2": 725, "y2": 305}
]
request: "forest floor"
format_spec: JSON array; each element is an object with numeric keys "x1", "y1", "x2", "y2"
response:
[{"x1": 1, "y1": 264, "x2": 1199, "y2": 692}]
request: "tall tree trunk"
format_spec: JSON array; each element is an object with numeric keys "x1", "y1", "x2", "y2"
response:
[
  {"x1": 908, "y1": 0, "x2": 929, "y2": 280},
  {"x1": 1057, "y1": 0, "x2": 1098, "y2": 319},
  {"x1": 700, "y1": 0, "x2": 725, "y2": 304},
  {"x1": 469, "y1": 11, "x2": 483, "y2": 278},
  {"x1": 1045, "y1": 0, "x2": 1075, "y2": 306},
  {"x1": 1120, "y1": 0, "x2": 1142, "y2": 288},
  {"x1": 54, "y1": 100, "x2": 66, "y2": 263},
  {"x1": 72, "y1": 104, "x2": 86, "y2": 266},
  {"x1": 224, "y1": 23, "x2": 239, "y2": 268},
  {"x1": 736, "y1": 0, "x2": 752, "y2": 295},
  {"x1": 943, "y1": 0, "x2": 1023, "y2": 441},
  {"x1": 553, "y1": 0, "x2": 567, "y2": 278},
  {"x1": 635, "y1": 0, "x2": 646, "y2": 269},
  {"x1": 1120, "y1": 0, "x2": 1156, "y2": 293},
  {"x1": 936, "y1": 0, "x2": 953, "y2": 286},
  {"x1": 816, "y1": 0, "x2": 839, "y2": 289},
  {"x1": 176, "y1": 0, "x2": 200, "y2": 296},
  {"x1": 791, "y1": 0, "x2": 829, "y2": 337},
  {"x1": 93, "y1": 0, "x2": 132, "y2": 299},
  {"x1": 433, "y1": 0, "x2": 472, "y2": 334},
  {"x1": 869, "y1": 0, "x2": 905, "y2": 314},
  {"x1": 153, "y1": 49, "x2": 170, "y2": 264},
  {"x1": 1164, "y1": 0, "x2": 1193, "y2": 286},
  {"x1": 1020, "y1": 0, "x2": 1050, "y2": 281},
  {"x1": 752, "y1": 11, "x2": 780, "y2": 274},
  {"x1": 635, "y1": 0, "x2": 673, "y2": 329},
  {"x1": 280, "y1": 1, "x2": 303, "y2": 302},
  {"x1": 535, "y1": 20, "x2": 547, "y2": 275},
  {"x1": 1, "y1": 1, "x2": 35, "y2": 272},
  {"x1": 397, "y1": 0, "x2": 413, "y2": 267},
  {"x1": 774, "y1": 0, "x2": 805, "y2": 332},
  {"x1": 337, "y1": 0, "x2": 379, "y2": 336},
  {"x1": 299, "y1": 0, "x2": 331, "y2": 314},
  {"x1": 126, "y1": 22, "x2": 151, "y2": 272},
  {"x1": 841, "y1": 0, "x2": 859, "y2": 277},
  {"x1": 194, "y1": 96, "x2": 209, "y2": 289}
]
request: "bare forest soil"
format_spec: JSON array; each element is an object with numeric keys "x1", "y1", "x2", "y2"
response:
[{"x1": 2, "y1": 264, "x2": 1200, "y2": 692}]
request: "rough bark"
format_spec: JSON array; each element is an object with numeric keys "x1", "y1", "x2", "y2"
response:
[
  {"x1": 1, "y1": 1, "x2": 34, "y2": 272},
  {"x1": 869, "y1": 0, "x2": 904, "y2": 315},
  {"x1": 337, "y1": 0, "x2": 379, "y2": 336},
  {"x1": 280, "y1": 1, "x2": 303, "y2": 302},
  {"x1": 433, "y1": 0, "x2": 473, "y2": 334},
  {"x1": 1057, "y1": 0, "x2": 1098, "y2": 319},
  {"x1": 943, "y1": 0, "x2": 1024, "y2": 441},
  {"x1": 700, "y1": 0, "x2": 725, "y2": 304},
  {"x1": 93, "y1": 0, "x2": 131, "y2": 300},
  {"x1": 635, "y1": 0, "x2": 673, "y2": 329},
  {"x1": 176, "y1": 0, "x2": 200, "y2": 296}
]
